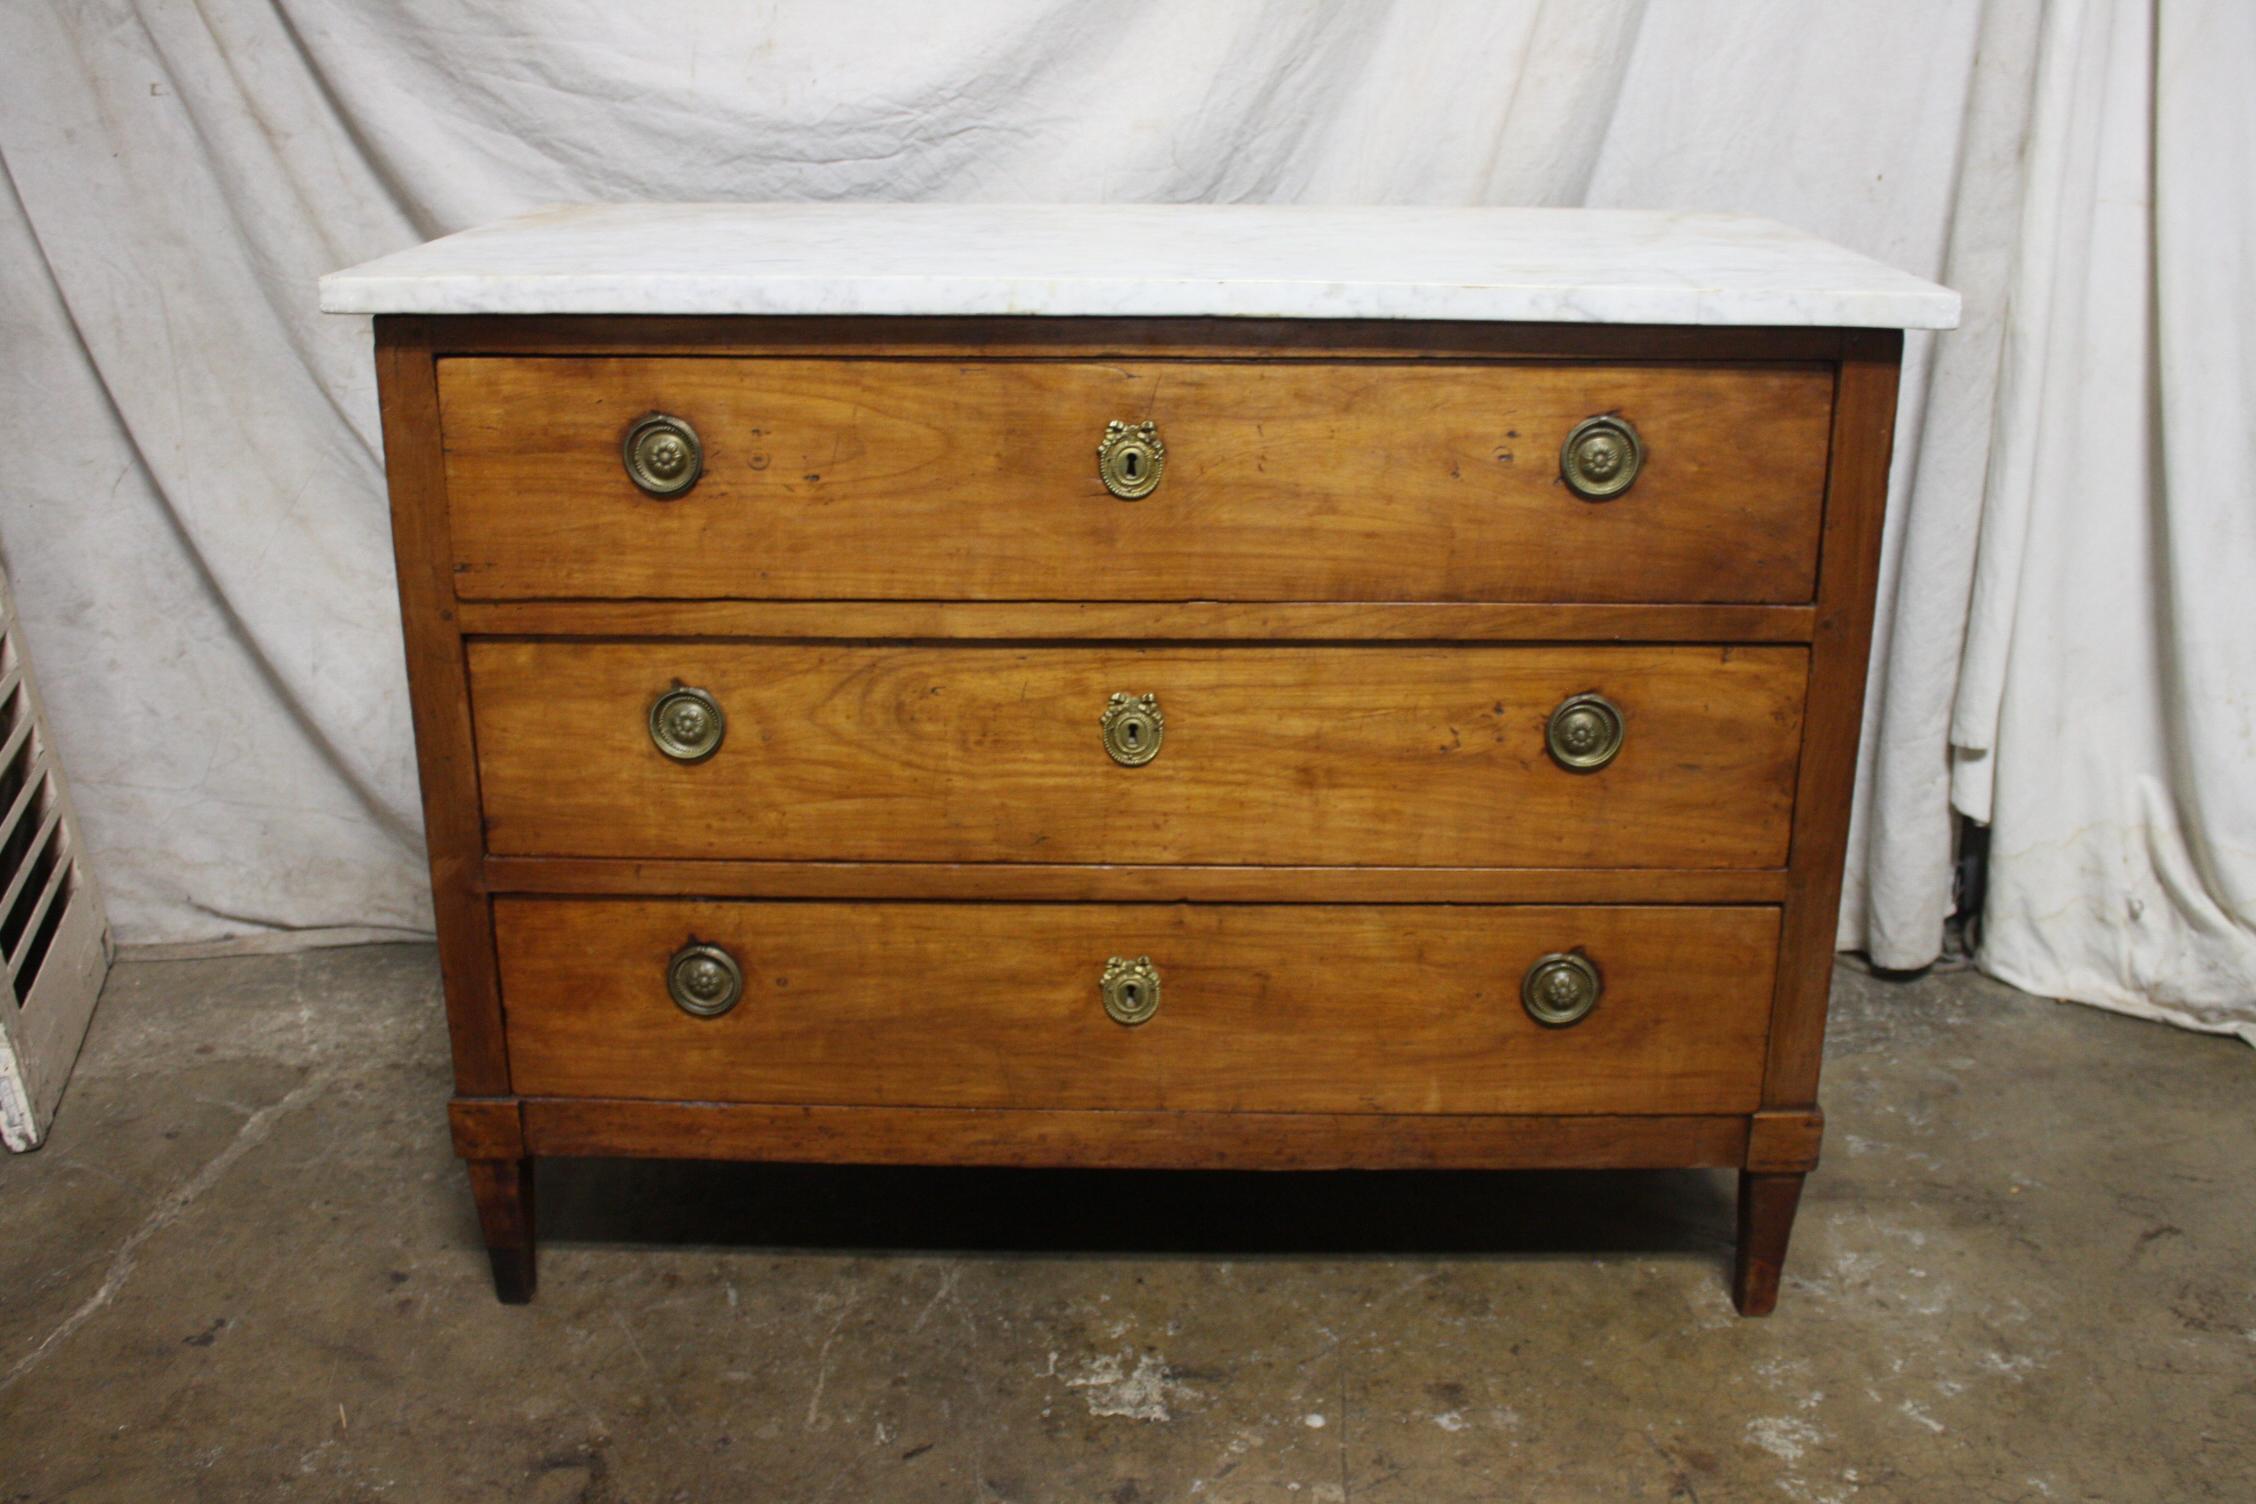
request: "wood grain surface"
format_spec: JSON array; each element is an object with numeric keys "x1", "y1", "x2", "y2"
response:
[
  {"x1": 438, "y1": 357, "x2": 1833, "y2": 603},
  {"x1": 452, "y1": 598, "x2": 1821, "y2": 643},
  {"x1": 426, "y1": 314, "x2": 1849, "y2": 363},
  {"x1": 494, "y1": 899, "x2": 1781, "y2": 1115},
  {"x1": 371, "y1": 311, "x2": 1908, "y2": 1315},
  {"x1": 375, "y1": 318, "x2": 511, "y2": 1095},
  {"x1": 519, "y1": 1099, "x2": 1754, "y2": 1171},
  {"x1": 477, "y1": 856, "x2": 1789, "y2": 905},
  {"x1": 469, "y1": 642, "x2": 1807, "y2": 869},
  {"x1": 1763, "y1": 331, "x2": 1902, "y2": 1108}
]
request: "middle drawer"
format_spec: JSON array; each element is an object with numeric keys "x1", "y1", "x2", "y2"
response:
[{"x1": 470, "y1": 643, "x2": 1805, "y2": 868}]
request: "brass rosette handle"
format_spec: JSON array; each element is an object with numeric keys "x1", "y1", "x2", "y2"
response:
[
  {"x1": 1559, "y1": 414, "x2": 1642, "y2": 500},
  {"x1": 1097, "y1": 419, "x2": 1165, "y2": 499},
  {"x1": 1101, "y1": 955, "x2": 1162, "y2": 1026},
  {"x1": 668, "y1": 941, "x2": 743, "y2": 1018},
  {"x1": 624, "y1": 413, "x2": 704, "y2": 497},
  {"x1": 1545, "y1": 692, "x2": 1624, "y2": 772},
  {"x1": 649, "y1": 685, "x2": 726, "y2": 763},
  {"x1": 1521, "y1": 951, "x2": 1601, "y2": 1028}
]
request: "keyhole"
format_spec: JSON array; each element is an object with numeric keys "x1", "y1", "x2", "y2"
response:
[
  {"x1": 1123, "y1": 984, "x2": 1140, "y2": 1005},
  {"x1": 1123, "y1": 451, "x2": 1140, "y2": 479},
  {"x1": 1125, "y1": 722, "x2": 1141, "y2": 745}
]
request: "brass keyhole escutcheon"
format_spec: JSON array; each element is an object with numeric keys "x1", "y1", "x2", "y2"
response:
[
  {"x1": 1097, "y1": 419, "x2": 1165, "y2": 500},
  {"x1": 649, "y1": 685, "x2": 726, "y2": 763},
  {"x1": 668, "y1": 941, "x2": 744, "y2": 1018},
  {"x1": 624, "y1": 413, "x2": 704, "y2": 497},
  {"x1": 1101, "y1": 955, "x2": 1162, "y2": 1026},
  {"x1": 1522, "y1": 951, "x2": 1601, "y2": 1028},
  {"x1": 1560, "y1": 414, "x2": 1642, "y2": 500},
  {"x1": 1545, "y1": 692, "x2": 1624, "y2": 772},
  {"x1": 1101, "y1": 692, "x2": 1164, "y2": 766}
]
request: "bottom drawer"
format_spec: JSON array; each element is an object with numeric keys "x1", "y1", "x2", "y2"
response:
[{"x1": 495, "y1": 900, "x2": 1778, "y2": 1115}]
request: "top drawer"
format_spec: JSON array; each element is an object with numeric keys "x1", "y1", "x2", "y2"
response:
[{"x1": 437, "y1": 358, "x2": 1832, "y2": 603}]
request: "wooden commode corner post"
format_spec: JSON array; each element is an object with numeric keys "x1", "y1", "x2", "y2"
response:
[
  {"x1": 329, "y1": 207, "x2": 1954, "y2": 1314},
  {"x1": 375, "y1": 316, "x2": 533, "y2": 1301},
  {"x1": 450, "y1": 1098, "x2": 533, "y2": 1302},
  {"x1": 1738, "y1": 327, "x2": 1904, "y2": 1315}
]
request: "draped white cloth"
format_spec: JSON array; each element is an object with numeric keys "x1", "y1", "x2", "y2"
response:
[{"x1": 1, "y1": 1, "x2": 2248, "y2": 1036}]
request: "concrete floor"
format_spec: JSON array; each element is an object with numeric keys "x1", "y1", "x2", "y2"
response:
[{"x1": 0, "y1": 948, "x2": 2249, "y2": 1503}]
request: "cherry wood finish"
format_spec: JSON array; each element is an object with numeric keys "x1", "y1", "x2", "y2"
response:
[
  {"x1": 446, "y1": 1097, "x2": 524, "y2": 1160},
  {"x1": 469, "y1": 642, "x2": 1807, "y2": 869},
  {"x1": 360, "y1": 313, "x2": 1907, "y2": 1313},
  {"x1": 521, "y1": 1099, "x2": 1753, "y2": 1170},
  {"x1": 477, "y1": 857, "x2": 1790, "y2": 905},
  {"x1": 439, "y1": 357, "x2": 1832, "y2": 603},
  {"x1": 422, "y1": 314, "x2": 1849, "y2": 364},
  {"x1": 464, "y1": 1156, "x2": 536, "y2": 1305},
  {"x1": 1763, "y1": 332, "x2": 1902, "y2": 1109},
  {"x1": 454, "y1": 599, "x2": 1820, "y2": 642},
  {"x1": 1733, "y1": 1171, "x2": 1806, "y2": 1317},
  {"x1": 1744, "y1": 1108, "x2": 1826, "y2": 1174},
  {"x1": 493, "y1": 899, "x2": 1780, "y2": 1114},
  {"x1": 374, "y1": 320, "x2": 509, "y2": 1097}
]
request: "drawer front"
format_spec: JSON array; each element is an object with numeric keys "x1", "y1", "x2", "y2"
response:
[
  {"x1": 438, "y1": 358, "x2": 1832, "y2": 603},
  {"x1": 470, "y1": 643, "x2": 1807, "y2": 869},
  {"x1": 495, "y1": 899, "x2": 1780, "y2": 1114}
]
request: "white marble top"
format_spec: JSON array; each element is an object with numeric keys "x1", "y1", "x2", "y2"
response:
[{"x1": 320, "y1": 204, "x2": 1958, "y2": 328}]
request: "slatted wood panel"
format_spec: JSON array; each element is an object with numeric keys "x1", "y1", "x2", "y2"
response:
[
  {"x1": 469, "y1": 642, "x2": 1808, "y2": 869},
  {"x1": 0, "y1": 572, "x2": 112, "y2": 1151},
  {"x1": 495, "y1": 899, "x2": 1781, "y2": 1115},
  {"x1": 438, "y1": 357, "x2": 1833, "y2": 603}
]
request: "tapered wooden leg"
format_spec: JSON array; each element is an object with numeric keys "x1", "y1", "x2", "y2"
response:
[
  {"x1": 465, "y1": 1156, "x2": 537, "y2": 1304},
  {"x1": 1732, "y1": 1170, "x2": 1804, "y2": 1317}
]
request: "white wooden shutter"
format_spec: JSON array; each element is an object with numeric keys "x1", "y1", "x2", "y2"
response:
[{"x1": 0, "y1": 568, "x2": 112, "y2": 1150}]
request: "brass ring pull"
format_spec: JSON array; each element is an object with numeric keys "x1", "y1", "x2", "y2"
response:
[
  {"x1": 1097, "y1": 420, "x2": 1165, "y2": 499},
  {"x1": 624, "y1": 413, "x2": 703, "y2": 497},
  {"x1": 1546, "y1": 692, "x2": 1624, "y2": 771},
  {"x1": 668, "y1": 941, "x2": 743, "y2": 1018},
  {"x1": 1522, "y1": 951, "x2": 1601, "y2": 1027},
  {"x1": 1101, "y1": 955, "x2": 1162, "y2": 1026},
  {"x1": 649, "y1": 685, "x2": 726, "y2": 763},
  {"x1": 1100, "y1": 692, "x2": 1164, "y2": 766},
  {"x1": 1560, "y1": 415, "x2": 1641, "y2": 500}
]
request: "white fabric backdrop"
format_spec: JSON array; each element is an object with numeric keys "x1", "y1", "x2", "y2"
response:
[{"x1": 1, "y1": 0, "x2": 2248, "y2": 1036}]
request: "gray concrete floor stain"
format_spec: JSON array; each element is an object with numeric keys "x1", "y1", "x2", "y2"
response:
[{"x1": 0, "y1": 946, "x2": 2250, "y2": 1502}]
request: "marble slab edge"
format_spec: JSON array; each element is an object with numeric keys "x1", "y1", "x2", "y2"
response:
[{"x1": 319, "y1": 274, "x2": 1956, "y2": 327}]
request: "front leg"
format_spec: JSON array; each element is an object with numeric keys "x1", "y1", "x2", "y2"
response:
[
  {"x1": 465, "y1": 1156, "x2": 537, "y2": 1304},
  {"x1": 1732, "y1": 1170, "x2": 1804, "y2": 1316}
]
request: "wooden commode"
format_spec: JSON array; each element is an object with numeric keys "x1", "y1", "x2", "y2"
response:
[{"x1": 322, "y1": 204, "x2": 1958, "y2": 1313}]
